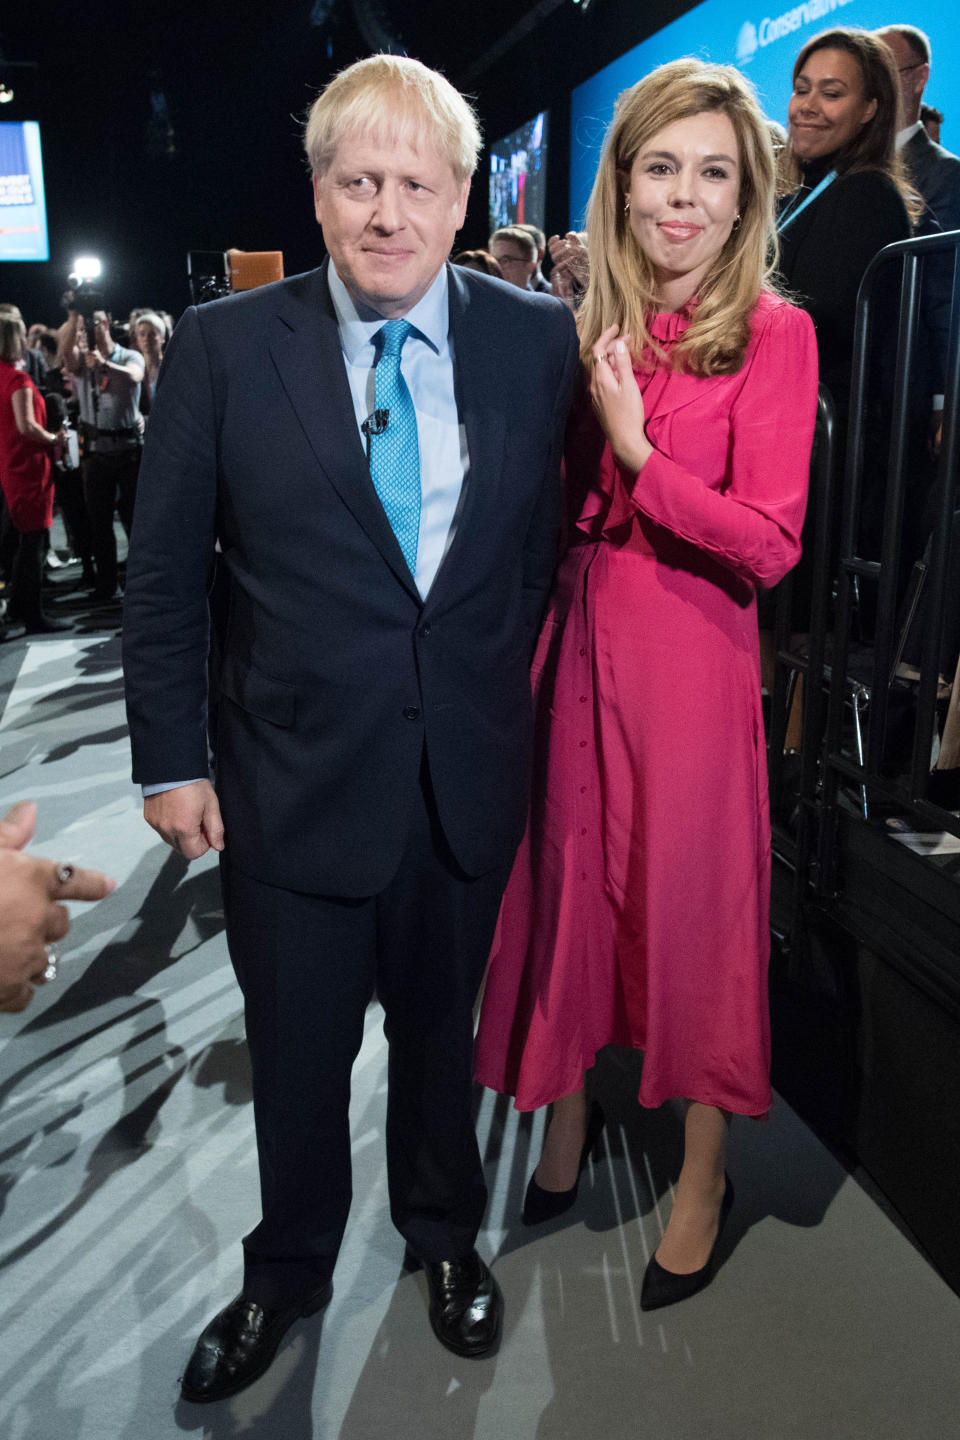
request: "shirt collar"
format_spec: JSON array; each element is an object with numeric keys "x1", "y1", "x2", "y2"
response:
[
  {"x1": 327, "y1": 262, "x2": 449, "y2": 364},
  {"x1": 896, "y1": 120, "x2": 924, "y2": 150}
]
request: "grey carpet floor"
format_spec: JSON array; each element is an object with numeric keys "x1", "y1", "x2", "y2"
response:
[{"x1": 1, "y1": 630, "x2": 958, "y2": 1440}]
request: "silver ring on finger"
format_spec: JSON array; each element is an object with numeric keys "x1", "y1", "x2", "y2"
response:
[
  {"x1": 43, "y1": 945, "x2": 59, "y2": 982},
  {"x1": 55, "y1": 862, "x2": 75, "y2": 886}
]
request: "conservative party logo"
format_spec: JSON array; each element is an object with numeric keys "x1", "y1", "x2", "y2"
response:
[
  {"x1": 738, "y1": 0, "x2": 857, "y2": 63},
  {"x1": 737, "y1": 21, "x2": 759, "y2": 63}
]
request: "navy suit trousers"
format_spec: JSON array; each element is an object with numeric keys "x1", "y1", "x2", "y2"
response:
[{"x1": 220, "y1": 752, "x2": 509, "y2": 1308}]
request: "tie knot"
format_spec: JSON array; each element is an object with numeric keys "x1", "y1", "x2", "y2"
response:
[{"x1": 377, "y1": 319, "x2": 413, "y2": 359}]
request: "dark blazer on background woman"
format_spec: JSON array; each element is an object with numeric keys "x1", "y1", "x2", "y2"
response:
[{"x1": 777, "y1": 155, "x2": 911, "y2": 410}]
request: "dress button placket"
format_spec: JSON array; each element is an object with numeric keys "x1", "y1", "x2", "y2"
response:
[{"x1": 578, "y1": 596, "x2": 590, "y2": 876}]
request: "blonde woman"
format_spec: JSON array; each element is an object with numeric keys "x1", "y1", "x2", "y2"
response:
[
  {"x1": 134, "y1": 311, "x2": 167, "y2": 412},
  {"x1": 475, "y1": 59, "x2": 818, "y2": 1308}
]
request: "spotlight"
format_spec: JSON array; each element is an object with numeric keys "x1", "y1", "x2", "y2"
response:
[
  {"x1": 70, "y1": 256, "x2": 102, "y2": 282},
  {"x1": 0, "y1": 84, "x2": 14, "y2": 104}
]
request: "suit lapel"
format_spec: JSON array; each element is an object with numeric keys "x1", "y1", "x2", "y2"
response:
[
  {"x1": 268, "y1": 263, "x2": 420, "y2": 600},
  {"x1": 904, "y1": 128, "x2": 932, "y2": 192},
  {"x1": 424, "y1": 265, "x2": 506, "y2": 612}
]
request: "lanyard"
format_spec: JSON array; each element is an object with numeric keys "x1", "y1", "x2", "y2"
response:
[{"x1": 777, "y1": 170, "x2": 838, "y2": 233}]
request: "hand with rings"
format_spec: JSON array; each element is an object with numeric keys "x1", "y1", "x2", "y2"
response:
[
  {"x1": 588, "y1": 324, "x2": 654, "y2": 475},
  {"x1": 0, "y1": 801, "x2": 115, "y2": 1015}
]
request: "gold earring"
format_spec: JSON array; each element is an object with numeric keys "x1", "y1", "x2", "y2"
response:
[
  {"x1": 732, "y1": 212, "x2": 742, "y2": 229},
  {"x1": 624, "y1": 196, "x2": 631, "y2": 214}
]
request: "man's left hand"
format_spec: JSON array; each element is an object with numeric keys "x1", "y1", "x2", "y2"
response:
[{"x1": 143, "y1": 781, "x2": 225, "y2": 861}]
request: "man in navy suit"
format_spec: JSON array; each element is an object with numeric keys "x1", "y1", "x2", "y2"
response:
[
  {"x1": 876, "y1": 24, "x2": 959, "y2": 538},
  {"x1": 877, "y1": 24, "x2": 960, "y2": 234},
  {"x1": 122, "y1": 54, "x2": 579, "y2": 1402}
]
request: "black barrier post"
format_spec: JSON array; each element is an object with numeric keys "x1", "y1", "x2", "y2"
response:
[
  {"x1": 908, "y1": 243, "x2": 960, "y2": 805},
  {"x1": 776, "y1": 388, "x2": 838, "y2": 973},
  {"x1": 817, "y1": 231, "x2": 960, "y2": 864},
  {"x1": 868, "y1": 252, "x2": 920, "y2": 773}
]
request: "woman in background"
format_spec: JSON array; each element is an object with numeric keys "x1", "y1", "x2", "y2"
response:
[
  {"x1": 451, "y1": 249, "x2": 504, "y2": 279},
  {"x1": 0, "y1": 316, "x2": 69, "y2": 634},
  {"x1": 475, "y1": 60, "x2": 818, "y2": 1308},
  {"x1": 777, "y1": 27, "x2": 912, "y2": 411},
  {"x1": 135, "y1": 312, "x2": 168, "y2": 416},
  {"x1": 760, "y1": 28, "x2": 914, "y2": 724}
]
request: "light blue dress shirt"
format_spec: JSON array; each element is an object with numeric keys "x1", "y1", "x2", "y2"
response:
[
  {"x1": 144, "y1": 260, "x2": 469, "y2": 797},
  {"x1": 327, "y1": 261, "x2": 469, "y2": 599}
]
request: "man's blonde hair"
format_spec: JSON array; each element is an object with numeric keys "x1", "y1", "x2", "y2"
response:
[
  {"x1": 579, "y1": 58, "x2": 780, "y2": 376},
  {"x1": 305, "y1": 54, "x2": 482, "y2": 184},
  {"x1": 489, "y1": 225, "x2": 537, "y2": 261}
]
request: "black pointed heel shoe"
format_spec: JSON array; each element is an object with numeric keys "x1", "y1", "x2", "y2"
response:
[
  {"x1": 521, "y1": 1101, "x2": 606, "y2": 1225},
  {"x1": 640, "y1": 1174, "x2": 734, "y2": 1312}
]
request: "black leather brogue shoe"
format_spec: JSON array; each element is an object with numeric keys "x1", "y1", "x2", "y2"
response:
[
  {"x1": 180, "y1": 1282, "x2": 333, "y2": 1403},
  {"x1": 405, "y1": 1249, "x2": 503, "y2": 1359}
]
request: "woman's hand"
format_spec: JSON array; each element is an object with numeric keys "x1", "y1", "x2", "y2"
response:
[
  {"x1": 551, "y1": 264, "x2": 575, "y2": 311},
  {"x1": 549, "y1": 231, "x2": 590, "y2": 289},
  {"x1": 588, "y1": 325, "x2": 653, "y2": 474}
]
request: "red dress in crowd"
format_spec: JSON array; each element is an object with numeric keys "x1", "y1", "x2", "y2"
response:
[
  {"x1": 474, "y1": 292, "x2": 818, "y2": 1118},
  {"x1": 0, "y1": 363, "x2": 55, "y2": 531}
]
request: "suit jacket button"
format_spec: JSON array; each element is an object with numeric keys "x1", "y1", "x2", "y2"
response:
[
  {"x1": 403, "y1": 706, "x2": 421, "y2": 720},
  {"x1": 420, "y1": 623, "x2": 432, "y2": 638}
]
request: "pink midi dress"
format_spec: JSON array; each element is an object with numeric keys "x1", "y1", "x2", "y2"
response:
[{"x1": 474, "y1": 292, "x2": 818, "y2": 1117}]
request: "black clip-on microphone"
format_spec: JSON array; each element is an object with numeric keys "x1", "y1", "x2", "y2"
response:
[{"x1": 361, "y1": 408, "x2": 390, "y2": 437}]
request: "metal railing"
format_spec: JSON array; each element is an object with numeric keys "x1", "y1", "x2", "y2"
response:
[{"x1": 769, "y1": 229, "x2": 960, "y2": 953}]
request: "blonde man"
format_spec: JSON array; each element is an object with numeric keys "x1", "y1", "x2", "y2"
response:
[
  {"x1": 489, "y1": 223, "x2": 538, "y2": 288},
  {"x1": 123, "y1": 53, "x2": 578, "y2": 1402},
  {"x1": 516, "y1": 222, "x2": 553, "y2": 292}
]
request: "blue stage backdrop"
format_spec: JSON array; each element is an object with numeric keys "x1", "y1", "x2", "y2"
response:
[
  {"x1": 0, "y1": 121, "x2": 49, "y2": 262},
  {"x1": 570, "y1": 1, "x2": 958, "y2": 226}
]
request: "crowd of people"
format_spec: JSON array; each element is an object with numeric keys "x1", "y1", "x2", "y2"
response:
[
  {"x1": 0, "y1": 16, "x2": 957, "y2": 1415},
  {"x1": 0, "y1": 302, "x2": 171, "y2": 636}
]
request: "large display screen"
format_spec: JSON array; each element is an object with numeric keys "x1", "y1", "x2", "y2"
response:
[
  {"x1": 489, "y1": 111, "x2": 549, "y2": 233},
  {"x1": 570, "y1": 1, "x2": 960, "y2": 226},
  {"x1": 0, "y1": 121, "x2": 49, "y2": 262}
]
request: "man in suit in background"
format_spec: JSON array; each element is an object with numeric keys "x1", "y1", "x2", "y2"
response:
[
  {"x1": 877, "y1": 24, "x2": 959, "y2": 537},
  {"x1": 122, "y1": 54, "x2": 579, "y2": 1404},
  {"x1": 876, "y1": 24, "x2": 960, "y2": 234},
  {"x1": 920, "y1": 103, "x2": 943, "y2": 146}
]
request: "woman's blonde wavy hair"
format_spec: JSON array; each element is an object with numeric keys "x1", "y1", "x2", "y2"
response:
[{"x1": 578, "y1": 58, "x2": 779, "y2": 376}]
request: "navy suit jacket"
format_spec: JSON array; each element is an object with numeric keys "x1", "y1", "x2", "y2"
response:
[
  {"x1": 904, "y1": 127, "x2": 960, "y2": 235},
  {"x1": 122, "y1": 261, "x2": 580, "y2": 895}
]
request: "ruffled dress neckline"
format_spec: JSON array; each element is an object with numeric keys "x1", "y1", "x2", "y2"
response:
[{"x1": 647, "y1": 302, "x2": 695, "y2": 345}]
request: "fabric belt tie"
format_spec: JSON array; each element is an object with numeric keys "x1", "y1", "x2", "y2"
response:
[{"x1": 370, "y1": 319, "x2": 421, "y2": 576}]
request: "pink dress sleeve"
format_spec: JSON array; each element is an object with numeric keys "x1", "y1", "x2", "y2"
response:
[{"x1": 625, "y1": 301, "x2": 819, "y2": 588}]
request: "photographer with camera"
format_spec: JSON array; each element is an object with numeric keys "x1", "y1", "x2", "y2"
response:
[{"x1": 60, "y1": 304, "x2": 144, "y2": 603}]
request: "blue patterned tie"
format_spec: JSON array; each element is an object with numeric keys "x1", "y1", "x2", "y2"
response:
[{"x1": 369, "y1": 320, "x2": 421, "y2": 575}]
